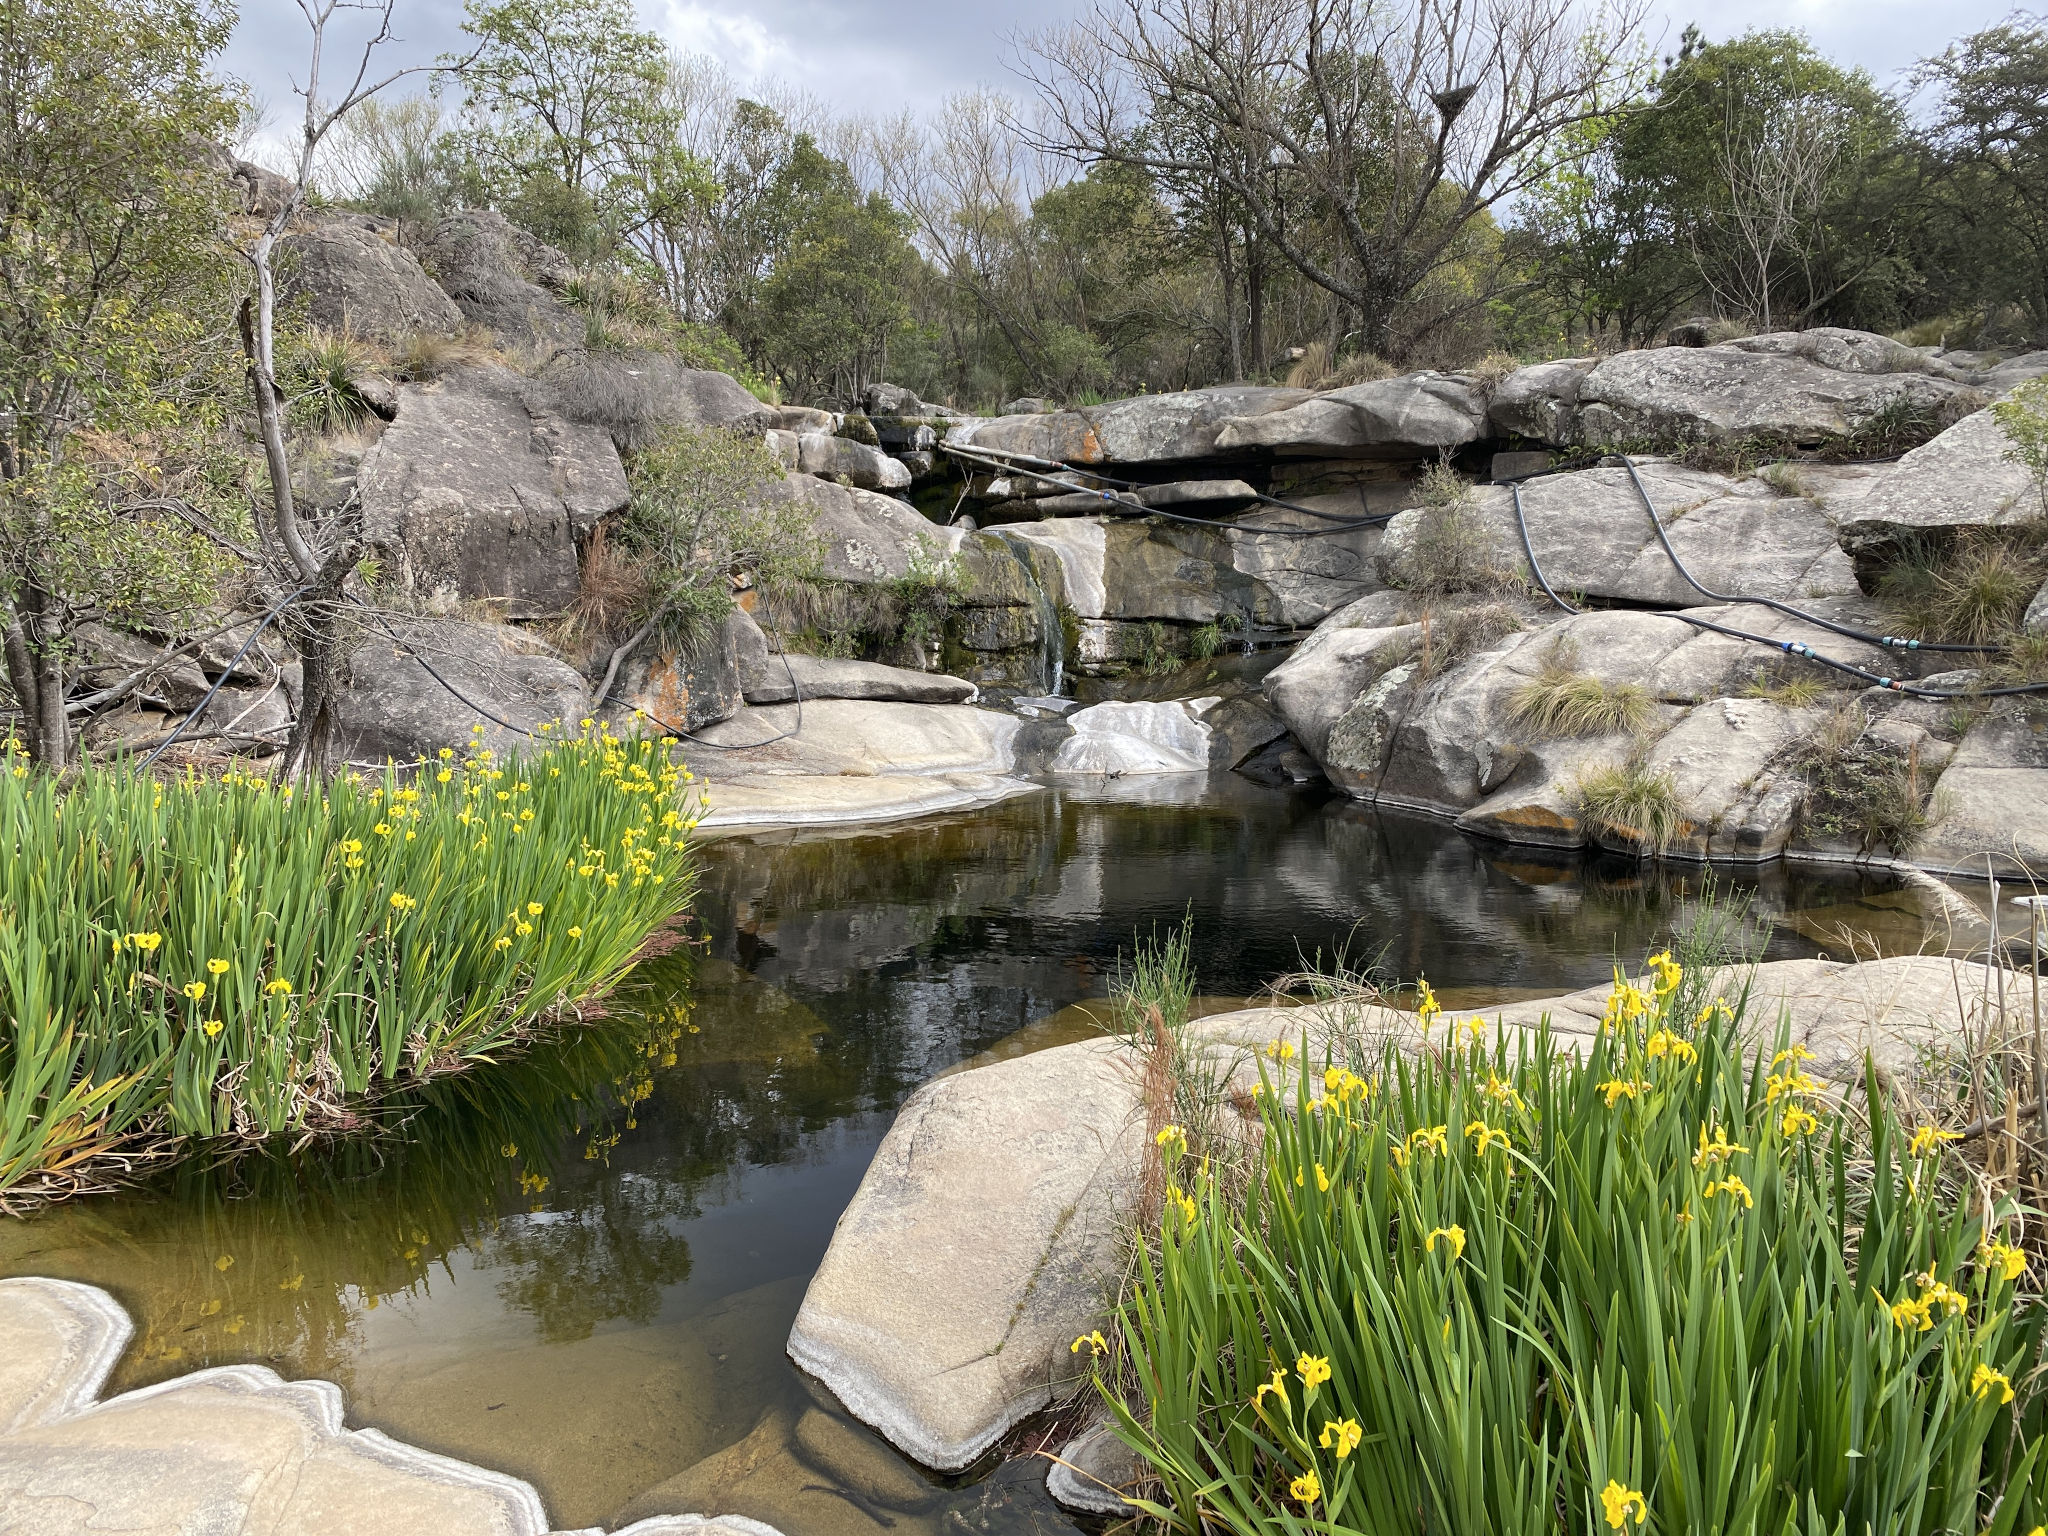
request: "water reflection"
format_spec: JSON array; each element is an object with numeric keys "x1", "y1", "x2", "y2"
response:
[{"x1": 0, "y1": 784, "x2": 1946, "y2": 1531}]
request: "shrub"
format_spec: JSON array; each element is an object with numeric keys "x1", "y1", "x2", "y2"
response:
[
  {"x1": 1102, "y1": 970, "x2": 2046, "y2": 1536},
  {"x1": 1572, "y1": 760, "x2": 1689, "y2": 855},
  {"x1": 1994, "y1": 377, "x2": 2048, "y2": 519},
  {"x1": 1391, "y1": 461, "x2": 1514, "y2": 596},
  {"x1": 1758, "y1": 459, "x2": 1811, "y2": 499},
  {"x1": 890, "y1": 535, "x2": 972, "y2": 653},
  {"x1": 1510, "y1": 645, "x2": 1655, "y2": 736},
  {"x1": 280, "y1": 327, "x2": 376, "y2": 434},
  {"x1": 0, "y1": 731, "x2": 698, "y2": 1203},
  {"x1": 1879, "y1": 532, "x2": 2046, "y2": 647},
  {"x1": 1415, "y1": 601, "x2": 1523, "y2": 679}
]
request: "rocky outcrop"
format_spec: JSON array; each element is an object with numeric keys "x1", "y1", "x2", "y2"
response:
[
  {"x1": 1210, "y1": 372, "x2": 1487, "y2": 458},
  {"x1": 1379, "y1": 461, "x2": 1860, "y2": 608},
  {"x1": 1048, "y1": 699, "x2": 1215, "y2": 774},
  {"x1": 948, "y1": 385, "x2": 1313, "y2": 467},
  {"x1": 0, "y1": 1276, "x2": 769, "y2": 1536},
  {"x1": 739, "y1": 652, "x2": 978, "y2": 706},
  {"x1": 1494, "y1": 343, "x2": 1983, "y2": 447},
  {"x1": 280, "y1": 215, "x2": 464, "y2": 343},
  {"x1": 417, "y1": 209, "x2": 575, "y2": 345},
  {"x1": 794, "y1": 432, "x2": 912, "y2": 491},
  {"x1": 1834, "y1": 407, "x2": 2044, "y2": 560},
  {"x1": 1917, "y1": 706, "x2": 2048, "y2": 874},
  {"x1": 333, "y1": 617, "x2": 591, "y2": 764},
  {"x1": 357, "y1": 364, "x2": 628, "y2": 617},
  {"x1": 544, "y1": 351, "x2": 769, "y2": 452}
]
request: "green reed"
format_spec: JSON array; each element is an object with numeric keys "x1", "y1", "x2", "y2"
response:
[
  {"x1": 0, "y1": 727, "x2": 699, "y2": 1202},
  {"x1": 1105, "y1": 968, "x2": 2047, "y2": 1536}
]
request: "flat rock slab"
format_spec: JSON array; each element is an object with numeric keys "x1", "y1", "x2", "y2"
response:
[
  {"x1": 787, "y1": 1038, "x2": 1146, "y2": 1472},
  {"x1": 1917, "y1": 709, "x2": 2048, "y2": 876},
  {"x1": 697, "y1": 772, "x2": 1038, "y2": 831},
  {"x1": 1836, "y1": 408, "x2": 2044, "y2": 557},
  {"x1": 740, "y1": 654, "x2": 977, "y2": 707},
  {"x1": 0, "y1": 1277, "x2": 781, "y2": 1536},
  {"x1": 688, "y1": 699, "x2": 1025, "y2": 780}
]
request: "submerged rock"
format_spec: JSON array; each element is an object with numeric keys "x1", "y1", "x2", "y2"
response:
[{"x1": 1048, "y1": 699, "x2": 1214, "y2": 775}]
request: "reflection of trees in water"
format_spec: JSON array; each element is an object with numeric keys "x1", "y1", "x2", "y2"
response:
[{"x1": 475, "y1": 1175, "x2": 696, "y2": 1343}]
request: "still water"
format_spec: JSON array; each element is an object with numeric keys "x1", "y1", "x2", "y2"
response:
[{"x1": 0, "y1": 780, "x2": 1942, "y2": 1531}]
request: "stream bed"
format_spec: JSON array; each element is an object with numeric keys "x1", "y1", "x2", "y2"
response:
[{"x1": 0, "y1": 779, "x2": 1946, "y2": 1532}]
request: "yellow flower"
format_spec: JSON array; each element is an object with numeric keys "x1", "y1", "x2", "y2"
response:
[
  {"x1": 206, "y1": 958, "x2": 230, "y2": 976},
  {"x1": 1314, "y1": 1163, "x2": 1331, "y2": 1192},
  {"x1": 265, "y1": 977, "x2": 293, "y2": 996},
  {"x1": 1918, "y1": 1273, "x2": 1968, "y2": 1317},
  {"x1": 279, "y1": 1274, "x2": 303, "y2": 1292},
  {"x1": 1070, "y1": 1330, "x2": 1109, "y2": 1357},
  {"x1": 1265, "y1": 1039, "x2": 1296, "y2": 1062},
  {"x1": 1645, "y1": 1029, "x2": 1696, "y2": 1065},
  {"x1": 568, "y1": 926, "x2": 583, "y2": 940},
  {"x1": 1407, "y1": 1124, "x2": 1449, "y2": 1159},
  {"x1": 515, "y1": 922, "x2": 533, "y2": 937},
  {"x1": 1166, "y1": 1187, "x2": 1196, "y2": 1223},
  {"x1": 1765, "y1": 1070, "x2": 1821, "y2": 1104},
  {"x1": 501, "y1": 1143, "x2": 518, "y2": 1158},
  {"x1": 1703, "y1": 1175, "x2": 1754, "y2": 1209},
  {"x1": 128, "y1": 932, "x2": 162, "y2": 952},
  {"x1": 1297, "y1": 1353, "x2": 1332, "y2": 1388},
  {"x1": 1318, "y1": 1417, "x2": 1363, "y2": 1459},
  {"x1": 1646, "y1": 950, "x2": 1681, "y2": 995},
  {"x1": 494, "y1": 936, "x2": 513, "y2": 952},
  {"x1": 1972, "y1": 1363, "x2": 2016, "y2": 1404},
  {"x1": 1908, "y1": 1126, "x2": 1961, "y2": 1158},
  {"x1": 1781, "y1": 1106, "x2": 1819, "y2": 1137},
  {"x1": 527, "y1": 902, "x2": 544, "y2": 916},
  {"x1": 1415, "y1": 979, "x2": 1441, "y2": 1033},
  {"x1": 1255, "y1": 1367, "x2": 1290, "y2": 1409},
  {"x1": 1891, "y1": 1295, "x2": 1934, "y2": 1332},
  {"x1": 373, "y1": 822, "x2": 392, "y2": 836},
  {"x1": 1289, "y1": 1470, "x2": 1321, "y2": 1507},
  {"x1": 214, "y1": 1254, "x2": 233, "y2": 1271},
  {"x1": 1156, "y1": 1124, "x2": 1188, "y2": 1156},
  {"x1": 1481, "y1": 1073, "x2": 1524, "y2": 1111},
  {"x1": 1981, "y1": 1237, "x2": 2029, "y2": 1282},
  {"x1": 203, "y1": 1019, "x2": 222, "y2": 1038},
  {"x1": 1600, "y1": 1480, "x2": 1648, "y2": 1528},
  {"x1": 1598, "y1": 1078, "x2": 1650, "y2": 1108},
  {"x1": 1466, "y1": 1119, "x2": 1511, "y2": 1155},
  {"x1": 182, "y1": 981, "x2": 207, "y2": 1001},
  {"x1": 1425, "y1": 1225, "x2": 1466, "y2": 1259},
  {"x1": 389, "y1": 892, "x2": 417, "y2": 913},
  {"x1": 1771, "y1": 1044, "x2": 1817, "y2": 1069},
  {"x1": 1693, "y1": 1125, "x2": 1749, "y2": 1168}
]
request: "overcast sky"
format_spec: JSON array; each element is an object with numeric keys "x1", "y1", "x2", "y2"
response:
[{"x1": 227, "y1": 0, "x2": 2024, "y2": 155}]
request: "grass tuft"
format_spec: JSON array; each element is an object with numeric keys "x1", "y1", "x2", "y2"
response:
[
  {"x1": 1571, "y1": 759, "x2": 1689, "y2": 855},
  {"x1": 1510, "y1": 646, "x2": 1655, "y2": 736}
]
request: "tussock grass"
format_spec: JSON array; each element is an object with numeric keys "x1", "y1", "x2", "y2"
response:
[
  {"x1": 1879, "y1": 531, "x2": 2048, "y2": 648},
  {"x1": 281, "y1": 327, "x2": 375, "y2": 434},
  {"x1": 1739, "y1": 666, "x2": 1831, "y2": 707},
  {"x1": 1510, "y1": 646, "x2": 1655, "y2": 736},
  {"x1": 1572, "y1": 760, "x2": 1690, "y2": 856},
  {"x1": 1098, "y1": 965, "x2": 2047, "y2": 1535},
  {"x1": 0, "y1": 729, "x2": 698, "y2": 1205},
  {"x1": 1415, "y1": 601, "x2": 1522, "y2": 680}
]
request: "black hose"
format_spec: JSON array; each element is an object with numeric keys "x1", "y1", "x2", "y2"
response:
[
  {"x1": 139, "y1": 585, "x2": 314, "y2": 769},
  {"x1": 1509, "y1": 473, "x2": 2048, "y2": 701}
]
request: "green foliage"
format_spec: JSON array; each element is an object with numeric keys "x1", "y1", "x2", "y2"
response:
[
  {"x1": 619, "y1": 425, "x2": 820, "y2": 648},
  {"x1": 889, "y1": 536, "x2": 970, "y2": 651},
  {"x1": 1993, "y1": 378, "x2": 2048, "y2": 517},
  {"x1": 1799, "y1": 711, "x2": 1940, "y2": 853},
  {"x1": 0, "y1": 732, "x2": 697, "y2": 1202},
  {"x1": 280, "y1": 327, "x2": 375, "y2": 434},
  {"x1": 1510, "y1": 649, "x2": 1655, "y2": 736},
  {"x1": 1392, "y1": 463, "x2": 1515, "y2": 596},
  {"x1": 1878, "y1": 531, "x2": 2048, "y2": 645},
  {"x1": 1106, "y1": 976, "x2": 2045, "y2": 1535},
  {"x1": 0, "y1": 0, "x2": 242, "y2": 765},
  {"x1": 1572, "y1": 760, "x2": 1690, "y2": 855},
  {"x1": 319, "y1": 93, "x2": 463, "y2": 234}
]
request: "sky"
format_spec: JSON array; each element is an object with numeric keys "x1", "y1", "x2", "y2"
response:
[{"x1": 226, "y1": 0, "x2": 2025, "y2": 158}]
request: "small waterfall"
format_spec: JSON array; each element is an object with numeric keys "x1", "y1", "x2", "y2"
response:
[{"x1": 993, "y1": 533, "x2": 1067, "y2": 697}]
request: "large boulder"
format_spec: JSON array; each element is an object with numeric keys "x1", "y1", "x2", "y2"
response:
[
  {"x1": 786, "y1": 1038, "x2": 1143, "y2": 1471},
  {"x1": 357, "y1": 364, "x2": 629, "y2": 617},
  {"x1": 1725, "y1": 327, "x2": 1968, "y2": 378},
  {"x1": 544, "y1": 353, "x2": 768, "y2": 452},
  {"x1": 279, "y1": 214, "x2": 464, "y2": 344},
  {"x1": 1497, "y1": 340, "x2": 1983, "y2": 447},
  {"x1": 1210, "y1": 372, "x2": 1487, "y2": 458},
  {"x1": 606, "y1": 610, "x2": 752, "y2": 733},
  {"x1": 1378, "y1": 461, "x2": 1860, "y2": 608},
  {"x1": 946, "y1": 385, "x2": 1312, "y2": 468},
  {"x1": 1834, "y1": 408, "x2": 2044, "y2": 561},
  {"x1": 739, "y1": 652, "x2": 978, "y2": 706},
  {"x1": 795, "y1": 432, "x2": 912, "y2": 491},
  {"x1": 333, "y1": 616, "x2": 592, "y2": 763},
  {"x1": 1916, "y1": 706, "x2": 2048, "y2": 875},
  {"x1": 417, "y1": 209, "x2": 575, "y2": 345}
]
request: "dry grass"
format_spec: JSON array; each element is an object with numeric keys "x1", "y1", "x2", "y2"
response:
[
  {"x1": 1879, "y1": 536, "x2": 2047, "y2": 647},
  {"x1": 1286, "y1": 341, "x2": 1396, "y2": 391},
  {"x1": 1416, "y1": 601, "x2": 1523, "y2": 679},
  {"x1": 1739, "y1": 667, "x2": 1831, "y2": 708},
  {"x1": 1571, "y1": 759, "x2": 1690, "y2": 856},
  {"x1": 1510, "y1": 644, "x2": 1655, "y2": 736},
  {"x1": 1759, "y1": 460, "x2": 1812, "y2": 499}
]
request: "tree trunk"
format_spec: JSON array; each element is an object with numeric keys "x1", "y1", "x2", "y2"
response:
[
  {"x1": 1215, "y1": 213, "x2": 1243, "y2": 380},
  {"x1": 1246, "y1": 227, "x2": 1267, "y2": 378},
  {"x1": 277, "y1": 540, "x2": 361, "y2": 783},
  {"x1": 2, "y1": 606, "x2": 43, "y2": 762}
]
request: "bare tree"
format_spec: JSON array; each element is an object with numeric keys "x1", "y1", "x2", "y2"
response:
[
  {"x1": 1016, "y1": 0, "x2": 1649, "y2": 359},
  {"x1": 1702, "y1": 97, "x2": 1846, "y2": 329},
  {"x1": 240, "y1": 0, "x2": 461, "y2": 780}
]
